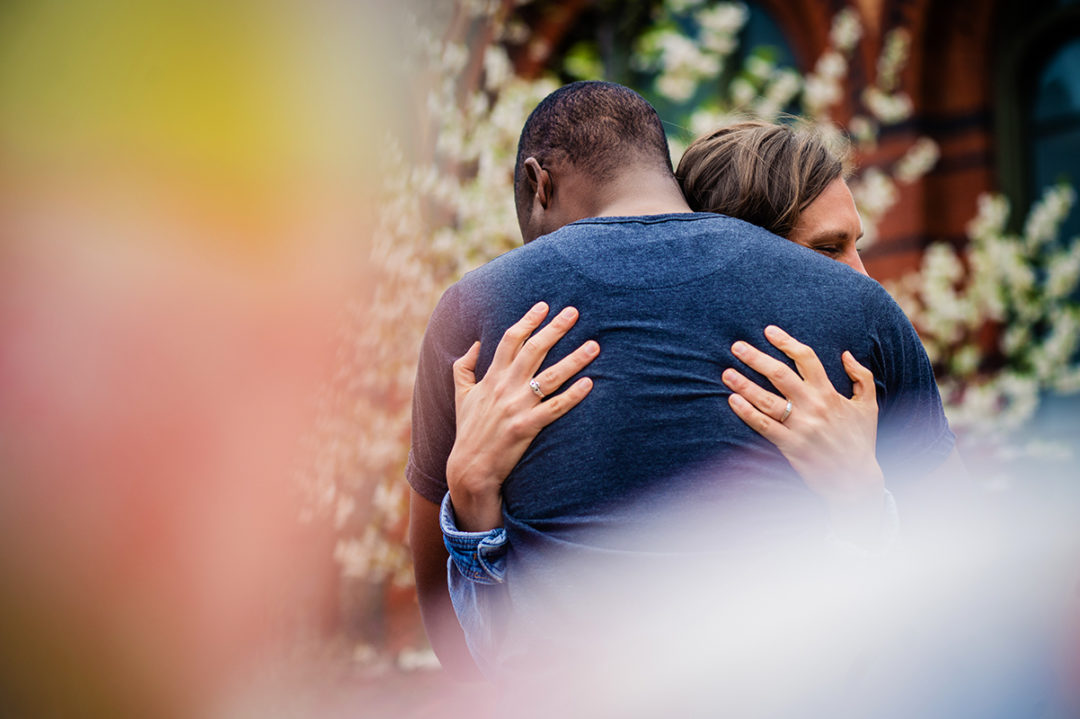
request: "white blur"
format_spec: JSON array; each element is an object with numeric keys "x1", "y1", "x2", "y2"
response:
[{"x1": 477, "y1": 468, "x2": 1080, "y2": 719}]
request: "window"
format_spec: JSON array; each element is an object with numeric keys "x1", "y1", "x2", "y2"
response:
[
  {"x1": 995, "y1": 0, "x2": 1080, "y2": 229},
  {"x1": 1030, "y1": 37, "x2": 1080, "y2": 240}
]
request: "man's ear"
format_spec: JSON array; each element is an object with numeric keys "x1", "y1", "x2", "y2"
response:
[{"x1": 523, "y1": 157, "x2": 551, "y2": 209}]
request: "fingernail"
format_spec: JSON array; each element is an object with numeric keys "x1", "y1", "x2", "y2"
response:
[
  {"x1": 732, "y1": 341, "x2": 748, "y2": 356},
  {"x1": 721, "y1": 368, "x2": 737, "y2": 383},
  {"x1": 532, "y1": 301, "x2": 548, "y2": 313},
  {"x1": 764, "y1": 325, "x2": 782, "y2": 339},
  {"x1": 728, "y1": 393, "x2": 748, "y2": 409},
  {"x1": 585, "y1": 340, "x2": 599, "y2": 355},
  {"x1": 560, "y1": 306, "x2": 578, "y2": 320}
]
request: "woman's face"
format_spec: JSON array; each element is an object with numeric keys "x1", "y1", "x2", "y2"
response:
[{"x1": 788, "y1": 178, "x2": 868, "y2": 276}]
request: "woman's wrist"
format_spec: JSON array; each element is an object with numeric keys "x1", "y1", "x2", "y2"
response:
[
  {"x1": 448, "y1": 491, "x2": 503, "y2": 532},
  {"x1": 446, "y1": 455, "x2": 504, "y2": 532}
]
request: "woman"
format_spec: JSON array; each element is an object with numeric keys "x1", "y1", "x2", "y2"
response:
[{"x1": 446, "y1": 120, "x2": 886, "y2": 543}]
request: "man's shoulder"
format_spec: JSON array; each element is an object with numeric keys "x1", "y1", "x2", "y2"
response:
[
  {"x1": 445, "y1": 245, "x2": 540, "y2": 313},
  {"x1": 445, "y1": 212, "x2": 899, "y2": 319},
  {"x1": 455, "y1": 212, "x2": 768, "y2": 280},
  {"x1": 454, "y1": 226, "x2": 573, "y2": 282}
]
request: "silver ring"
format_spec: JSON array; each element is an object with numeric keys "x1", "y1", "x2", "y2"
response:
[
  {"x1": 779, "y1": 400, "x2": 792, "y2": 423},
  {"x1": 529, "y1": 378, "x2": 546, "y2": 400}
]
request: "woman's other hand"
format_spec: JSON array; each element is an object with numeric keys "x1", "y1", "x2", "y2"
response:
[
  {"x1": 446, "y1": 302, "x2": 599, "y2": 531},
  {"x1": 722, "y1": 325, "x2": 885, "y2": 537}
]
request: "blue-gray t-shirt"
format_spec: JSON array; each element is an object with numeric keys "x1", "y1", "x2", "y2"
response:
[{"x1": 408, "y1": 212, "x2": 954, "y2": 559}]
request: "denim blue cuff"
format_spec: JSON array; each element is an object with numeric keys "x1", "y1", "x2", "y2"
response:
[{"x1": 440, "y1": 492, "x2": 507, "y2": 585}]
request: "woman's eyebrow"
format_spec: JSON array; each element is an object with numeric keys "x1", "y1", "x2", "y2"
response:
[{"x1": 804, "y1": 230, "x2": 849, "y2": 245}]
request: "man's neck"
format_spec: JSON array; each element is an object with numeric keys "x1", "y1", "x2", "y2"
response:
[{"x1": 590, "y1": 170, "x2": 692, "y2": 218}]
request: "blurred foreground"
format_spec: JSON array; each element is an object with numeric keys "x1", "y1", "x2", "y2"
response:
[
  {"x1": 361, "y1": 465, "x2": 1080, "y2": 719},
  {"x1": 0, "y1": 1, "x2": 411, "y2": 716}
]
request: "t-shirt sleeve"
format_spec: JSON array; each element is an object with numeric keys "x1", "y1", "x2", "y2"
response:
[
  {"x1": 861, "y1": 282, "x2": 956, "y2": 482},
  {"x1": 406, "y1": 284, "x2": 475, "y2": 505}
]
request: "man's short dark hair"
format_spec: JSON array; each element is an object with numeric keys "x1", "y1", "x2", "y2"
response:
[{"x1": 514, "y1": 81, "x2": 673, "y2": 212}]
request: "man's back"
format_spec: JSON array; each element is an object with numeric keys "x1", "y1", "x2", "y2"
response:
[
  {"x1": 410, "y1": 212, "x2": 950, "y2": 540},
  {"x1": 407, "y1": 212, "x2": 953, "y2": 674}
]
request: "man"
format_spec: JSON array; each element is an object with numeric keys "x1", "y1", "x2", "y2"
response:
[{"x1": 406, "y1": 82, "x2": 957, "y2": 681}]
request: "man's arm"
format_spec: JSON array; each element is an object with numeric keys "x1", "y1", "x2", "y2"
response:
[
  {"x1": 406, "y1": 286, "x2": 481, "y2": 677},
  {"x1": 408, "y1": 490, "x2": 482, "y2": 680},
  {"x1": 862, "y1": 281, "x2": 970, "y2": 518},
  {"x1": 894, "y1": 446, "x2": 971, "y2": 531},
  {"x1": 914, "y1": 446, "x2": 968, "y2": 492}
]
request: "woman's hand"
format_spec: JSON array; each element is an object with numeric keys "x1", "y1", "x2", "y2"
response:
[
  {"x1": 721, "y1": 325, "x2": 885, "y2": 538},
  {"x1": 447, "y1": 302, "x2": 599, "y2": 532}
]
